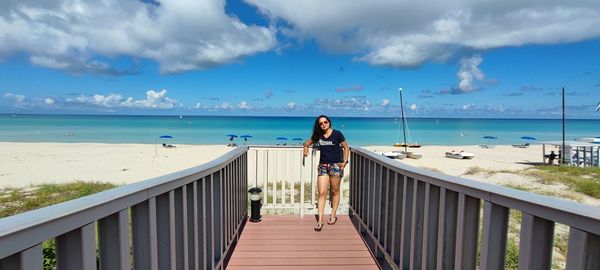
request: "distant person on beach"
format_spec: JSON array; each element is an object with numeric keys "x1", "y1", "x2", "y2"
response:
[
  {"x1": 548, "y1": 151, "x2": 557, "y2": 165},
  {"x1": 303, "y1": 115, "x2": 349, "y2": 231}
]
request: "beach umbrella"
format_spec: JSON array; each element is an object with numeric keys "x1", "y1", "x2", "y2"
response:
[
  {"x1": 276, "y1": 137, "x2": 288, "y2": 145},
  {"x1": 156, "y1": 135, "x2": 174, "y2": 156},
  {"x1": 240, "y1": 135, "x2": 252, "y2": 142},
  {"x1": 292, "y1": 138, "x2": 303, "y2": 144},
  {"x1": 521, "y1": 136, "x2": 536, "y2": 140},
  {"x1": 226, "y1": 134, "x2": 238, "y2": 141},
  {"x1": 482, "y1": 135, "x2": 497, "y2": 146}
]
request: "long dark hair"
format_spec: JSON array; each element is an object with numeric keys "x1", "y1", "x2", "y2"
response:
[{"x1": 311, "y1": 115, "x2": 332, "y2": 146}]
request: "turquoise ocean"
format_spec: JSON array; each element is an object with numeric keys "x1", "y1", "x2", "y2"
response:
[{"x1": 1, "y1": 114, "x2": 599, "y2": 146}]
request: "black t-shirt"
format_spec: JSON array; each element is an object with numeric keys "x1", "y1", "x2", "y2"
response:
[{"x1": 318, "y1": 129, "x2": 346, "y2": 163}]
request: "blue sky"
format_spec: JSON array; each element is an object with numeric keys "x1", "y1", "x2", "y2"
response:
[{"x1": 1, "y1": 0, "x2": 599, "y2": 118}]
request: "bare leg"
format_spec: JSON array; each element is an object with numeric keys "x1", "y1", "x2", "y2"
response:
[
  {"x1": 329, "y1": 176, "x2": 341, "y2": 221},
  {"x1": 316, "y1": 175, "x2": 330, "y2": 226}
]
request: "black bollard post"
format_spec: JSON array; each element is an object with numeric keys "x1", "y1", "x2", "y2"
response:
[{"x1": 248, "y1": 187, "x2": 263, "y2": 222}]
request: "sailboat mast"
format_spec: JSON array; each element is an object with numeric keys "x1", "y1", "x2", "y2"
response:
[{"x1": 399, "y1": 87, "x2": 408, "y2": 153}]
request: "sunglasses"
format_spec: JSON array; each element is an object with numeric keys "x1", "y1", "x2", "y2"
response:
[{"x1": 319, "y1": 120, "x2": 329, "y2": 125}]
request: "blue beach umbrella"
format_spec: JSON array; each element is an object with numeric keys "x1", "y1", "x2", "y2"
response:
[
  {"x1": 156, "y1": 135, "x2": 174, "y2": 156},
  {"x1": 226, "y1": 134, "x2": 238, "y2": 141},
  {"x1": 292, "y1": 138, "x2": 303, "y2": 144},
  {"x1": 276, "y1": 137, "x2": 288, "y2": 145},
  {"x1": 482, "y1": 135, "x2": 497, "y2": 145},
  {"x1": 240, "y1": 135, "x2": 252, "y2": 142},
  {"x1": 521, "y1": 136, "x2": 536, "y2": 140}
]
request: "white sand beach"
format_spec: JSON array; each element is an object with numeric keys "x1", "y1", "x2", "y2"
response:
[
  {"x1": 364, "y1": 144, "x2": 545, "y2": 184},
  {"x1": 1, "y1": 142, "x2": 548, "y2": 187},
  {"x1": 0, "y1": 142, "x2": 233, "y2": 187},
  {"x1": 365, "y1": 144, "x2": 600, "y2": 207},
  {"x1": 1, "y1": 142, "x2": 598, "y2": 207}
]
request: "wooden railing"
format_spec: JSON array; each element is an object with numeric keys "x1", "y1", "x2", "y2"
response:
[
  {"x1": 4, "y1": 144, "x2": 598, "y2": 270},
  {"x1": 349, "y1": 147, "x2": 600, "y2": 270},
  {"x1": 0, "y1": 146, "x2": 248, "y2": 270}
]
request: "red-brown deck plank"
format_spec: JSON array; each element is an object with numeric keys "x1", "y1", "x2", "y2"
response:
[
  {"x1": 227, "y1": 266, "x2": 379, "y2": 270},
  {"x1": 226, "y1": 215, "x2": 379, "y2": 269}
]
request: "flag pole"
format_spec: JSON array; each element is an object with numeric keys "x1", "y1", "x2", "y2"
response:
[{"x1": 562, "y1": 87, "x2": 565, "y2": 165}]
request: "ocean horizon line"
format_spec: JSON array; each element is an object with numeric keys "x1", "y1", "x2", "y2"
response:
[{"x1": 1, "y1": 113, "x2": 598, "y2": 121}]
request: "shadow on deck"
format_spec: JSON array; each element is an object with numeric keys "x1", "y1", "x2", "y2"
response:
[{"x1": 227, "y1": 215, "x2": 379, "y2": 270}]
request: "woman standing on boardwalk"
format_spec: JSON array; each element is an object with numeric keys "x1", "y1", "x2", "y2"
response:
[{"x1": 303, "y1": 115, "x2": 350, "y2": 231}]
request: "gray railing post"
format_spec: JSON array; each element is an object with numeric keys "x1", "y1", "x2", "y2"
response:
[
  {"x1": 518, "y1": 214, "x2": 555, "y2": 270},
  {"x1": 98, "y1": 209, "x2": 130, "y2": 270},
  {"x1": 0, "y1": 244, "x2": 42, "y2": 270},
  {"x1": 480, "y1": 201, "x2": 509, "y2": 270},
  {"x1": 566, "y1": 228, "x2": 600, "y2": 270},
  {"x1": 132, "y1": 198, "x2": 158, "y2": 270},
  {"x1": 56, "y1": 223, "x2": 96, "y2": 270}
]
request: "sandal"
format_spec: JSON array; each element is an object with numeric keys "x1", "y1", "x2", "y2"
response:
[
  {"x1": 314, "y1": 223, "x2": 323, "y2": 231},
  {"x1": 327, "y1": 216, "x2": 338, "y2": 225}
]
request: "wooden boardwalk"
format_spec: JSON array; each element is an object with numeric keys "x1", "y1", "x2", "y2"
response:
[{"x1": 227, "y1": 215, "x2": 379, "y2": 270}]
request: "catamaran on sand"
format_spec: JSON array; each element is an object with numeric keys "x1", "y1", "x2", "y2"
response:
[{"x1": 393, "y1": 87, "x2": 422, "y2": 159}]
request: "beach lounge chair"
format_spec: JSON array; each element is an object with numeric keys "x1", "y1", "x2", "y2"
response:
[
  {"x1": 381, "y1": 151, "x2": 406, "y2": 160},
  {"x1": 445, "y1": 150, "x2": 475, "y2": 159},
  {"x1": 479, "y1": 144, "x2": 494, "y2": 149},
  {"x1": 512, "y1": 143, "x2": 530, "y2": 148}
]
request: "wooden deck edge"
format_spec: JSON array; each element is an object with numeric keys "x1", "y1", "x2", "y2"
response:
[
  {"x1": 223, "y1": 216, "x2": 248, "y2": 269},
  {"x1": 349, "y1": 210, "x2": 389, "y2": 270}
]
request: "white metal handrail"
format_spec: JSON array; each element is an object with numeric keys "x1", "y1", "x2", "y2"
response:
[
  {"x1": 0, "y1": 146, "x2": 249, "y2": 270},
  {"x1": 247, "y1": 145, "x2": 350, "y2": 217}
]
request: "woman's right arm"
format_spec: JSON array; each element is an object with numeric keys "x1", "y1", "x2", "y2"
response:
[{"x1": 303, "y1": 139, "x2": 313, "y2": 157}]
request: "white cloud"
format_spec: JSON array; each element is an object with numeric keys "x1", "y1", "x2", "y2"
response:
[
  {"x1": 217, "y1": 102, "x2": 231, "y2": 110},
  {"x1": 238, "y1": 101, "x2": 250, "y2": 109},
  {"x1": 287, "y1": 102, "x2": 296, "y2": 109},
  {"x1": 44, "y1": 98, "x2": 55, "y2": 105},
  {"x1": 68, "y1": 89, "x2": 177, "y2": 109},
  {"x1": 0, "y1": 0, "x2": 276, "y2": 74},
  {"x1": 457, "y1": 55, "x2": 484, "y2": 92},
  {"x1": 462, "y1": 104, "x2": 475, "y2": 110},
  {"x1": 381, "y1": 99, "x2": 390, "y2": 107},
  {"x1": 409, "y1": 104, "x2": 417, "y2": 111},
  {"x1": 336, "y1": 85, "x2": 363, "y2": 93},
  {"x1": 194, "y1": 102, "x2": 202, "y2": 109},
  {"x1": 3, "y1": 93, "x2": 26, "y2": 103},
  {"x1": 247, "y1": 1, "x2": 600, "y2": 68}
]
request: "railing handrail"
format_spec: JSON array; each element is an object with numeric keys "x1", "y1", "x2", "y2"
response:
[
  {"x1": 0, "y1": 146, "x2": 248, "y2": 259},
  {"x1": 351, "y1": 146, "x2": 600, "y2": 234}
]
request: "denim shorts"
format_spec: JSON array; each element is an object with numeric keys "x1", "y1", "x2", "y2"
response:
[{"x1": 318, "y1": 163, "x2": 344, "y2": 178}]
